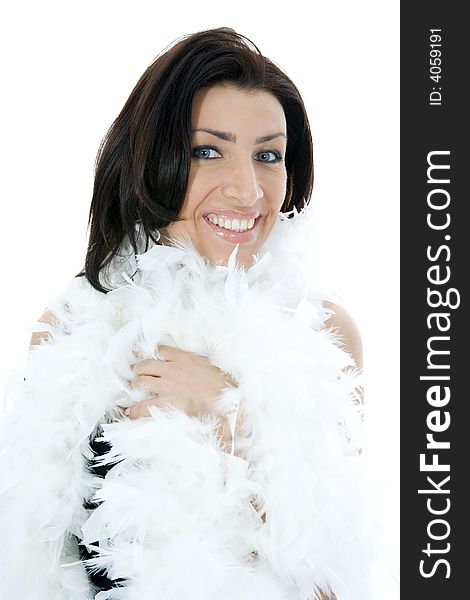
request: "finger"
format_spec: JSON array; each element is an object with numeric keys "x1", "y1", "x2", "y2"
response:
[
  {"x1": 155, "y1": 345, "x2": 181, "y2": 361},
  {"x1": 129, "y1": 374, "x2": 163, "y2": 396},
  {"x1": 131, "y1": 359, "x2": 166, "y2": 378},
  {"x1": 126, "y1": 399, "x2": 162, "y2": 420},
  {"x1": 132, "y1": 347, "x2": 143, "y2": 359},
  {"x1": 157, "y1": 345, "x2": 209, "y2": 366}
]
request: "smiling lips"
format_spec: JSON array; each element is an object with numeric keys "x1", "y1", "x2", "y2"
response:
[
  {"x1": 206, "y1": 214, "x2": 256, "y2": 232},
  {"x1": 203, "y1": 209, "x2": 261, "y2": 242}
]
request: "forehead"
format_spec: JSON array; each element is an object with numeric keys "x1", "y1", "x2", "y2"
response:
[{"x1": 191, "y1": 85, "x2": 286, "y2": 131}]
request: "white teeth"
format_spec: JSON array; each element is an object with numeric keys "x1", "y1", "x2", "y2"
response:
[{"x1": 206, "y1": 214, "x2": 257, "y2": 232}]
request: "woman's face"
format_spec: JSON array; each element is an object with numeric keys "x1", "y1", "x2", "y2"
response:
[{"x1": 160, "y1": 84, "x2": 288, "y2": 267}]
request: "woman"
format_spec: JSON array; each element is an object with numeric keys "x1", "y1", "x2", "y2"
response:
[{"x1": 0, "y1": 28, "x2": 373, "y2": 599}]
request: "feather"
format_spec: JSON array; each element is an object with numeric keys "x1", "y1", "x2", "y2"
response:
[{"x1": 0, "y1": 206, "x2": 380, "y2": 599}]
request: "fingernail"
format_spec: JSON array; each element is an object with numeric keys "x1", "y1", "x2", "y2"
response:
[{"x1": 124, "y1": 408, "x2": 130, "y2": 416}]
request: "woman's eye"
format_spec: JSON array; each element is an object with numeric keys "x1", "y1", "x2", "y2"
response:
[
  {"x1": 256, "y1": 150, "x2": 283, "y2": 163},
  {"x1": 191, "y1": 146, "x2": 221, "y2": 160}
]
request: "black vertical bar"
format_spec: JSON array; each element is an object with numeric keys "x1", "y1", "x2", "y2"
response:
[{"x1": 401, "y1": 3, "x2": 467, "y2": 598}]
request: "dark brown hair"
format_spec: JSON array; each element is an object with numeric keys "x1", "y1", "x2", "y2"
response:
[{"x1": 77, "y1": 27, "x2": 314, "y2": 293}]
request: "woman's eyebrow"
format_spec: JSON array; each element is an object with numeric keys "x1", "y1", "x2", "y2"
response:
[
  {"x1": 192, "y1": 128, "x2": 287, "y2": 144},
  {"x1": 255, "y1": 132, "x2": 287, "y2": 144}
]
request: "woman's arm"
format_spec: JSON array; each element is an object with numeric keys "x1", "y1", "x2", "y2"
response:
[
  {"x1": 317, "y1": 590, "x2": 337, "y2": 600},
  {"x1": 318, "y1": 303, "x2": 364, "y2": 600},
  {"x1": 323, "y1": 300, "x2": 363, "y2": 371},
  {"x1": 29, "y1": 309, "x2": 57, "y2": 350},
  {"x1": 323, "y1": 300, "x2": 364, "y2": 402}
]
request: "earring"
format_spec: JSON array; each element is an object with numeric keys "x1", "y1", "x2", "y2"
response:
[{"x1": 132, "y1": 228, "x2": 161, "y2": 276}]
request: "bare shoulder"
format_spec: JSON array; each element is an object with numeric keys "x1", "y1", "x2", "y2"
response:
[
  {"x1": 29, "y1": 309, "x2": 58, "y2": 350},
  {"x1": 323, "y1": 301, "x2": 363, "y2": 371}
]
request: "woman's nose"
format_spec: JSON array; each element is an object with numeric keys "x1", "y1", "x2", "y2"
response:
[{"x1": 221, "y1": 158, "x2": 263, "y2": 205}]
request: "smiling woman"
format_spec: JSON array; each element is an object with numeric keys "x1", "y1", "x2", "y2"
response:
[
  {"x1": 0, "y1": 27, "x2": 375, "y2": 600},
  {"x1": 160, "y1": 85, "x2": 288, "y2": 267}
]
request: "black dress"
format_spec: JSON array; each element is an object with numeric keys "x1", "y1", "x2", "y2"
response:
[{"x1": 78, "y1": 428, "x2": 126, "y2": 592}]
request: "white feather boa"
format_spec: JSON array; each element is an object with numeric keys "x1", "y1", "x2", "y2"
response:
[{"x1": 0, "y1": 208, "x2": 377, "y2": 599}]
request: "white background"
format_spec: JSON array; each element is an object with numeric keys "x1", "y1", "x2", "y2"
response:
[{"x1": 0, "y1": 1, "x2": 399, "y2": 597}]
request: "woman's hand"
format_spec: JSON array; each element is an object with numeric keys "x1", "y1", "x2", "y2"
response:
[{"x1": 124, "y1": 345, "x2": 236, "y2": 425}]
